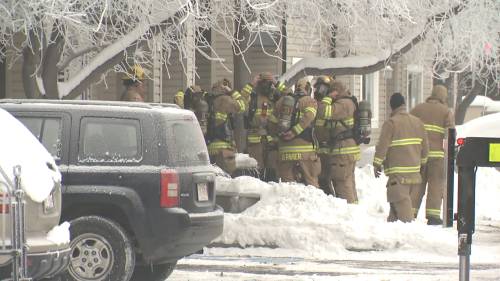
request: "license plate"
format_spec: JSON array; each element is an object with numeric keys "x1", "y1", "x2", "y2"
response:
[{"x1": 197, "y1": 183, "x2": 209, "y2": 201}]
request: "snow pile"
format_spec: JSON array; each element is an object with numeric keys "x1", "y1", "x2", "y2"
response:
[
  {"x1": 215, "y1": 167, "x2": 454, "y2": 258},
  {"x1": 215, "y1": 166, "x2": 500, "y2": 259},
  {"x1": 47, "y1": 222, "x2": 71, "y2": 245},
  {"x1": 0, "y1": 109, "x2": 61, "y2": 202},
  {"x1": 235, "y1": 153, "x2": 258, "y2": 169},
  {"x1": 456, "y1": 112, "x2": 500, "y2": 138}
]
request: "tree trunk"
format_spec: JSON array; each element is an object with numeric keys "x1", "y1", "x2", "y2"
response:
[
  {"x1": 232, "y1": 3, "x2": 249, "y2": 153},
  {"x1": 42, "y1": 26, "x2": 64, "y2": 99},
  {"x1": 63, "y1": 50, "x2": 127, "y2": 100},
  {"x1": 455, "y1": 92, "x2": 476, "y2": 125},
  {"x1": 455, "y1": 82, "x2": 482, "y2": 125},
  {"x1": 22, "y1": 47, "x2": 38, "y2": 99}
]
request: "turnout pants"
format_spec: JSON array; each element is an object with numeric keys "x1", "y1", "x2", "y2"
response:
[
  {"x1": 329, "y1": 155, "x2": 358, "y2": 204},
  {"x1": 411, "y1": 158, "x2": 445, "y2": 219},
  {"x1": 278, "y1": 158, "x2": 321, "y2": 188},
  {"x1": 318, "y1": 154, "x2": 335, "y2": 195},
  {"x1": 387, "y1": 177, "x2": 420, "y2": 223},
  {"x1": 248, "y1": 140, "x2": 278, "y2": 181}
]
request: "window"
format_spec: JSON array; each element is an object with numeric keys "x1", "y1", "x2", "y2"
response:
[
  {"x1": 407, "y1": 65, "x2": 423, "y2": 110},
  {"x1": 361, "y1": 72, "x2": 379, "y2": 128},
  {"x1": 167, "y1": 117, "x2": 209, "y2": 166},
  {"x1": 17, "y1": 117, "x2": 62, "y2": 160},
  {"x1": 79, "y1": 118, "x2": 141, "y2": 163}
]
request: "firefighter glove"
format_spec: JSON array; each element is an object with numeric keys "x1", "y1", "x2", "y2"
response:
[
  {"x1": 281, "y1": 130, "x2": 295, "y2": 141},
  {"x1": 374, "y1": 165, "x2": 382, "y2": 178}
]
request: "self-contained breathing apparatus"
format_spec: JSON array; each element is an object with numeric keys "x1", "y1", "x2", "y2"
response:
[
  {"x1": 245, "y1": 77, "x2": 282, "y2": 130},
  {"x1": 278, "y1": 82, "x2": 315, "y2": 143},
  {"x1": 205, "y1": 82, "x2": 235, "y2": 145},
  {"x1": 313, "y1": 76, "x2": 372, "y2": 145},
  {"x1": 328, "y1": 95, "x2": 372, "y2": 145}
]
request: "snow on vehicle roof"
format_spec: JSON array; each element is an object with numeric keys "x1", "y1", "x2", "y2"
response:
[
  {"x1": 0, "y1": 108, "x2": 61, "y2": 202},
  {"x1": 0, "y1": 99, "x2": 195, "y2": 117},
  {"x1": 456, "y1": 112, "x2": 500, "y2": 138},
  {"x1": 468, "y1": 95, "x2": 500, "y2": 113}
]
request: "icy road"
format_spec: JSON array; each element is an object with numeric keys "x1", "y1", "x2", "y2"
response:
[{"x1": 170, "y1": 221, "x2": 500, "y2": 280}]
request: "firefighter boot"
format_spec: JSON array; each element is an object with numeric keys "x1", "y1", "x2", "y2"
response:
[{"x1": 427, "y1": 217, "x2": 443, "y2": 225}]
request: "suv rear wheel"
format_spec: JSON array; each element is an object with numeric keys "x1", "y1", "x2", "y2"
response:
[
  {"x1": 60, "y1": 216, "x2": 135, "y2": 281},
  {"x1": 131, "y1": 262, "x2": 177, "y2": 281}
]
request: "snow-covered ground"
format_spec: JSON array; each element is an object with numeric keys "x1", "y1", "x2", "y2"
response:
[{"x1": 171, "y1": 165, "x2": 500, "y2": 280}]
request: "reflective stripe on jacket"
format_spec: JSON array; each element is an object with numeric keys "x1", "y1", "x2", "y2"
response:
[
  {"x1": 274, "y1": 94, "x2": 318, "y2": 161},
  {"x1": 374, "y1": 106, "x2": 429, "y2": 183},
  {"x1": 410, "y1": 98, "x2": 454, "y2": 159},
  {"x1": 207, "y1": 91, "x2": 247, "y2": 154}
]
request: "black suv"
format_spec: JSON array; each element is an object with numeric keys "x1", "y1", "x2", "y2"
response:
[{"x1": 0, "y1": 99, "x2": 223, "y2": 281}]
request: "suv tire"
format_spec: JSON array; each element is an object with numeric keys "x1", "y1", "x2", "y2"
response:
[
  {"x1": 60, "y1": 216, "x2": 135, "y2": 281},
  {"x1": 130, "y1": 262, "x2": 177, "y2": 281}
]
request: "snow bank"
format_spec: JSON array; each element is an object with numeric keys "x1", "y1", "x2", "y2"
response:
[
  {"x1": 456, "y1": 112, "x2": 500, "y2": 138},
  {"x1": 47, "y1": 222, "x2": 70, "y2": 245},
  {"x1": 215, "y1": 166, "x2": 500, "y2": 259},
  {"x1": 0, "y1": 109, "x2": 61, "y2": 202}
]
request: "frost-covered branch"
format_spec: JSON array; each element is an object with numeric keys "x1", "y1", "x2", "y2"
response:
[{"x1": 0, "y1": 0, "x2": 497, "y2": 99}]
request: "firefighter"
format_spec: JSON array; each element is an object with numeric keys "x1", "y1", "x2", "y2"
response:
[
  {"x1": 120, "y1": 64, "x2": 146, "y2": 102},
  {"x1": 321, "y1": 80, "x2": 360, "y2": 203},
  {"x1": 273, "y1": 78, "x2": 320, "y2": 187},
  {"x1": 314, "y1": 75, "x2": 336, "y2": 195},
  {"x1": 205, "y1": 79, "x2": 247, "y2": 176},
  {"x1": 174, "y1": 85, "x2": 209, "y2": 135},
  {"x1": 374, "y1": 93, "x2": 429, "y2": 223},
  {"x1": 410, "y1": 85, "x2": 454, "y2": 225},
  {"x1": 243, "y1": 72, "x2": 286, "y2": 182}
]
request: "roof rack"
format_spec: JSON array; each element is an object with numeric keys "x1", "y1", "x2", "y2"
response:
[{"x1": 0, "y1": 99, "x2": 179, "y2": 109}]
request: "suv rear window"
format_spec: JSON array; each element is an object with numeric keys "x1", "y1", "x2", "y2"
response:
[
  {"x1": 79, "y1": 117, "x2": 142, "y2": 163},
  {"x1": 166, "y1": 118, "x2": 209, "y2": 166}
]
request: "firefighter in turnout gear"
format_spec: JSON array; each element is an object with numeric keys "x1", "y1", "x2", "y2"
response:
[
  {"x1": 314, "y1": 75, "x2": 336, "y2": 195},
  {"x1": 120, "y1": 64, "x2": 146, "y2": 102},
  {"x1": 243, "y1": 72, "x2": 286, "y2": 182},
  {"x1": 206, "y1": 79, "x2": 247, "y2": 176},
  {"x1": 273, "y1": 78, "x2": 320, "y2": 187},
  {"x1": 174, "y1": 85, "x2": 210, "y2": 135},
  {"x1": 410, "y1": 85, "x2": 454, "y2": 225},
  {"x1": 322, "y1": 80, "x2": 361, "y2": 203},
  {"x1": 374, "y1": 93, "x2": 429, "y2": 223}
]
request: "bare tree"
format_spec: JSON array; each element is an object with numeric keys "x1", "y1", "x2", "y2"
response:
[{"x1": 0, "y1": 0, "x2": 497, "y2": 100}]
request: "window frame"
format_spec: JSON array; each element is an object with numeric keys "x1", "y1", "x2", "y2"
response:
[
  {"x1": 78, "y1": 117, "x2": 143, "y2": 165},
  {"x1": 406, "y1": 65, "x2": 424, "y2": 111},
  {"x1": 360, "y1": 71, "x2": 380, "y2": 128}
]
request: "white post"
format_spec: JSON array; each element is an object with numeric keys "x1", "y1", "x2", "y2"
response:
[{"x1": 153, "y1": 34, "x2": 163, "y2": 103}]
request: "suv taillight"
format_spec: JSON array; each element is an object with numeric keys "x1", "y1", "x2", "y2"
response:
[
  {"x1": 0, "y1": 193, "x2": 9, "y2": 214},
  {"x1": 160, "y1": 169, "x2": 179, "y2": 208}
]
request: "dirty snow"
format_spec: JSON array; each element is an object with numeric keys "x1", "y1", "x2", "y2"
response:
[
  {"x1": 0, "y1": 108, "x2": 61, "y2": 202},
  {"x1": 235, "y1": 153, "x2": 258, "y2": 169},
  {"x1": 46, "y1": 222, "x2": 71, "y2": 245},
  {"x1": 213, "y1": 166, "x2": 500, "y2": 263}
]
